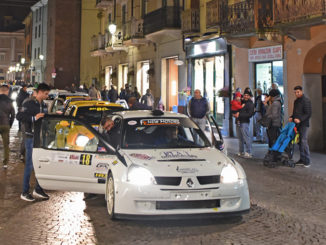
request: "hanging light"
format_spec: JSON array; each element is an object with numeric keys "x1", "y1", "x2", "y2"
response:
[{"x1": 108, "y1": 23, "x2": 117, "y2": 35}]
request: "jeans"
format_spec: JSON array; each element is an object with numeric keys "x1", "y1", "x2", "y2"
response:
[
  {"x1": 254, "y1": 112, "x2": 263, "y2": 141},
  {"x1": 298, "y1": 126, "x2": 311, "y2": 164},
  {"x1": 23, "y1": 137, "x2": 42, "y2": 193},
  {"x1": 0, "y1": 125, "x2": 10, "y2": 165},
  {"x1": 192, "y1": 117, "x2": 206, "y2": 132},
  {"x1": 236, "y1": 123, "x2": 252, "y2": 154}
]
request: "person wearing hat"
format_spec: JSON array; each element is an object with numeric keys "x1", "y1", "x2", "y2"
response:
[
  {"x1": 233, "y1": 90, "x2": 255, "y2": 158},
  {"x1": 263, "y1": 89, "x2": 283, "y2": 149}
]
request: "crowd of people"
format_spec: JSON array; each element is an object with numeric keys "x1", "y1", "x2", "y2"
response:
[
  {"x1": 231, "y1": 83, "x2": 312, "y2": 168},
  {"x1": 0, "y1": 81, "x2": 313, "y2": 202}
]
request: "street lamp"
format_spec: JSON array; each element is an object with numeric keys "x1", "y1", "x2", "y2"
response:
[
  {"x1": 39, "y1": 54, "x2": 44, "y2": 83},
  {"x1": 108, "y1": 23, "x2": 117, "y2": 35},
  {"x1": 21, "y1": 58, "x2": 25, "y2": 65}
]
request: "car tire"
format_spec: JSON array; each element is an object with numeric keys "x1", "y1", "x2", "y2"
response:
[{"x1": 106, "y1": 172, "x2": 116, "y2": 220}]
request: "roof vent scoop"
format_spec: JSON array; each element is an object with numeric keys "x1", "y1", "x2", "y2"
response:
[{"x1": 152, "y1": 110, "x2": 164, "y2": 116}]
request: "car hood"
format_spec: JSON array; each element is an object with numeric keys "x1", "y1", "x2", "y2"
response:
[{"x1": 121, "y1": 148, "x2": 232, "y2": 176}]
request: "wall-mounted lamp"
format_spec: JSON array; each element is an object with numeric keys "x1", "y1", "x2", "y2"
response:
[{"x1": 108, "y1": 23, "x2": 117, "y2": 34}]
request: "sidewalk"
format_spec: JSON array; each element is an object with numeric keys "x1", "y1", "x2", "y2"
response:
[{"x1": 225, "y1": 137, "x2": 326, "y2": 178}]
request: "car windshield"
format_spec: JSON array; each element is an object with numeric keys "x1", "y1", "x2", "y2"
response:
[
  {"x1": 122, "y1": 118, "x2": 211, "y2": 149},
  {"x1": 76, "y1": 106, "x2": 123, "y2": 125}
]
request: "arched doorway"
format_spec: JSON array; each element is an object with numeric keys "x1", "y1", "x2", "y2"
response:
[{"x1": 303, "y1": 42, "x2": 326, "y2": 152}]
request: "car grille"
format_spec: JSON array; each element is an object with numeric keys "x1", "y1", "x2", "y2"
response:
[
  {"x1": 197, "y1": 175, "x2": 220, "y2": 185},
  {"x1": 156, "y1": 199, "x2": 220, "y2": 210},
  {"x1": 155, "y1": 177, "x2": 182, "y2": 186}
]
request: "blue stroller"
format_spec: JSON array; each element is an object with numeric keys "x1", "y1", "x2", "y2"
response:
[{"x1": 263, "y1": 122, "x2": 298, "y2": 168}]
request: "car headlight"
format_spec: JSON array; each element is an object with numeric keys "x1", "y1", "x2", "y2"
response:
[
  {"x1": 127, "y1": 165, "x2": 156, "y2": 186},
  {"x1": 75, "y1": 135, "x2": 89, "y2": 147},
  {"x1": 220, "y1": 164, "x2": 239, "y2": 184}
]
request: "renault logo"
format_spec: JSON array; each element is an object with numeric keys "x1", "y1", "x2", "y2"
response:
[{"x1": 186, "y1": 178, "x2": 194, "y2": 188}]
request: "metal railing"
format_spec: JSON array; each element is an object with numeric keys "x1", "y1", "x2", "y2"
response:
[
  {"x1": 274, "y1": 0, "x2": 325, "y2": 24},
  {"x1": 123, "y1": 18, "x2": 144, "y2": 40},
  {"x1": 90, "y1": 34, "x2": 105, "y2": 51},
  {"x1": 143, "y1": 6, "x2": 181, "y2": 35}
]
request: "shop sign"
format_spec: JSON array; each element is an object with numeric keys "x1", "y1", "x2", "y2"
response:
[
  {"x1": 186, "y1": 38, "x2": 227, "y2": 59},
  {"x1": 248, "y1": 45, "x2": 282, "y2": 62}
]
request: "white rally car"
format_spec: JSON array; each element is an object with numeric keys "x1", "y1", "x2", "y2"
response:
[{"x1": 33, "y1": 110, "x2": 250, "y2": 220}]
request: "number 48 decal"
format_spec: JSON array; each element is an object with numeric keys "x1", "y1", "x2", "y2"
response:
[{"x1": 80, "y1": 154, "x2": 92, "y2": 166}]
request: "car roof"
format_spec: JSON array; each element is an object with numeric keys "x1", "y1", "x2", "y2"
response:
[
  {"x1": 68, "y1": 100, "x2": 123, "y2": 107},
  {"x1": 114, "y1": 110, "x2": 188, "y2": 119}
]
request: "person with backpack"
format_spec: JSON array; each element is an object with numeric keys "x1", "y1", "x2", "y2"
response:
[
  {"x1": 233, "y1": 90, "x2": 255, "y2": 158},
  {"x1": 263, "y1": 89, "x2": 283, "y2": 148}
]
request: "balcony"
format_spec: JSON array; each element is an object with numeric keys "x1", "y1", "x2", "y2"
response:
[
  {"x1": 90, "y1": 34, "x2": 106, "y2": 57},
  {"x1": 274, "y1": 0, "x2": 326, "y2": 27},
  {"x1": 182, "y1": 8, "x2": 200, "y2": 34},
  {"x1": 123, "y1": 18, "x2": 148, "y2": 46},
  {"x1": 96, "y1": 0, "x2": 113, "y2": 9},
  {"x1": 206, "y1": 0, "x2": 220, "y2": 29},
  {"x1": 220, "y1": 0, "x2": 255, "y2": 36},
  {"x1": 143, "y1": 6, "x2": 182, "y2": 41}
]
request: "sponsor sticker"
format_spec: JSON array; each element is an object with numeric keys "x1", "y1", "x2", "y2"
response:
[
  {"x1": 128, "y1": 120, "x2": 137, "y2": 126},
  {"x1": 89, "y1": 107, "x2": 110, "y2": 111},
  {"x1": 96, "y1": 163, "x2": 109, "y2": 172},
  {"x1": 94, "y1": 173, "x2": 107, "y2": 178},
  {"x1": 55, "y1": 155, "x2": 69, "y2": 163},
  {"x1": 80, "y1": 154, "x2": 92, "y2": 166},
  {"x1": 129, "y1": 153, "x2": 154, "y2": 160},
  {"x1": 160, "y1": 151, "x2": 197, "y2": 159},
  {"x1": 140, "y1": 119, "x2": 180, "y2": 126},
  {"x1": 112, "y1": 160, "x2": 118, "y2": 165},
  {"x1": 176, "y1": 166, "x2": 199, "y2": 174}
]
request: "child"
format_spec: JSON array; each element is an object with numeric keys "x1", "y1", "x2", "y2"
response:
[{"x1": 231, "y1": 92, "x2": 244, "y2": 125}]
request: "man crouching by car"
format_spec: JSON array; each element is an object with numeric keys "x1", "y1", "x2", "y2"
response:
[{"x1": 16, "y1": 83, "x2": 51, "y2": 202}]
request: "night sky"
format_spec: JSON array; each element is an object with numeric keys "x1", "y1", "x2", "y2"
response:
[{"x1": 0, "y1": 0, "x2": 38, "y2": 31}]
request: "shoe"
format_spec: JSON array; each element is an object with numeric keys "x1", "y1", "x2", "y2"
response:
[
  {"x1": 243, "y1": 152, "x2": 253, "y2": 158},
  {"x1": 3, "y1": 164, "x2": 8, "y2": 169},
  {"x1": 20, "y1": 192, "x2": 35, "y2": 202},
  {"x1": 33, "y1": 189, "x2": 49, "y2": 200},
  {"x1": 295, "y1": 160, "x2": 305, "y2": 166},
  {"x1": 20, "y1": 154, "x2": 25, "y2": 161},
  {"x1": 237, "y1": 152, "x2": 245, "y2": 157},
  {"x1": 304, "y1": 164, "x2": 311, "y2": 168}
]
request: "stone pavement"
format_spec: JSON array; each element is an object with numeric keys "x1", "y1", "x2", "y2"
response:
[{"x1": 0, "y1": 122, "x2": 326, "y2": 245}]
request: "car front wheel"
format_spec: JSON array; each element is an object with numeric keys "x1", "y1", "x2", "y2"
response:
[{"x1": 106, "y1": 172, "x2": 115, "y2": 219}]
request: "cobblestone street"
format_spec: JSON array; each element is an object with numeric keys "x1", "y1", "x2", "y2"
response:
[{"x1": 1, "y1": 122, "x2": 326, "y2": 245}]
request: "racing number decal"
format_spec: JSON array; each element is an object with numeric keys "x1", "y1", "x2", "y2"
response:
[{"x1": 80, "y1": 154, "x2": 92, "y2": 166}]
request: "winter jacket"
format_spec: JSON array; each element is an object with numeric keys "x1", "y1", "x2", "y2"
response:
[
  {"x1": 264, "y1": 95, "x2": 282, "y2": 128},
  {"x1": 89, "y1": 87, "x2": 98, "y2": 99},
  {"x1": 141, "y1": 93, "x2": 154, "y2": 108},
  {"x1": 291, "y1": 95, "x2": 312, "y2": 127},
  {"x1": 0, "y1": 94, "x2": 15, "y2": 127},
  {"x1": 16, "y1": 98, "x2": 48, "y2": 138},
  {"x1": 108, "y1": 88, "x2": 118, "y2": 102},
  {"x1": 16, "y1": 89, "x2": 29, "y2": 108},
  {"x1": 188, "y1": 97, "x2": 210, "y2": 119},
  {"x1": 238, "y1": 99, "x2": 254, "y2": 124},
  {"x1": 255, "y1": 95, "x2": 266, "y2": 115}
]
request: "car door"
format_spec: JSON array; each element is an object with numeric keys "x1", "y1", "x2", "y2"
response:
[{"x1": 33, "y1": 115, "x2": 117, "y2": 194}]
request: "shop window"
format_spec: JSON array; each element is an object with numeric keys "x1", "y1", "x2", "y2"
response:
[{"x1": 256, "y1": 61, "x2": 283, "y2": 94}]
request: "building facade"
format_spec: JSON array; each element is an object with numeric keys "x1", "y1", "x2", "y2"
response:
[
  {"x1": 202, "y1": 0, "x2": 326, "y2": 151},
  {"x1": 30, "y1": 0, "x2": 48, "y2": 84},
  {"x1": 0, "y1": 29, "x2": 24, "y2": 82},
  {"x1": 22, "y1": 13, "x2": 33, "y2": 83},
  {"x1": 46, "y1": 0, "x2": 81, "y2": 89}
]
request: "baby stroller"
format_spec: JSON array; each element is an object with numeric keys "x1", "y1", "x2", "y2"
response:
[{"x1": 263, "y1": 122, "x2": 299, "y2": 168}]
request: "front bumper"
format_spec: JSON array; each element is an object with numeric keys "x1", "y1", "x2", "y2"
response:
[{"x1": 114, "y1": 179, "x2": 250, "y2": 216}]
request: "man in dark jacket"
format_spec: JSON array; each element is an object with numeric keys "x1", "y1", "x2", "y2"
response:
[
  {"x1": 187, "y1": 89, "x2": 210, "y2": 132},
  {"x1": 16, "y1": 84, "x2": 29, "y2": 131},
  {"x1": 16, "y1": 83, "x2": 50, "y2": 201},
  {"x1": 0, "y1": 85, "x2": 15, "y2": 169},
  {"x1": 234, "y1": 90, "x2": 255, "y2": 158},
  {"x1": 254, "y1": 88, "x2": 266, "y2": 143},
  {"x1": 289, "y1": 85, "x2": 312, "y2": 167},
  {"x1": 108, "y1": 85, "x2": 118, "y2": 102},
  {"x1": 128, "y1": 97, "x2": 151, "y2": 110}
]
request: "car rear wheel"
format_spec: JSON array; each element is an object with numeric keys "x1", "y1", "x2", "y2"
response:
[{"x1": 106, "y1": 172, "x2": 115, "y2": 219}]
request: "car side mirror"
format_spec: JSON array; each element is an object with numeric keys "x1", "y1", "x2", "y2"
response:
[{"x1": 215, "y1": 140, "x2": 224, "y2": 151}]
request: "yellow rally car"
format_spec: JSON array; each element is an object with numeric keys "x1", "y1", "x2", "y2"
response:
[{"x1": 55, "y1": 101, "x2": 124, "y2": 151}]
